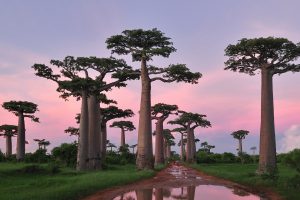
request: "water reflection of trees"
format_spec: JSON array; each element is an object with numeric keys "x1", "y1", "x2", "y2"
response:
[
  {"x1": 136, "y1": 188, "x2": 153, "y2": 200},
  {"x1": 171, "y1": 186, "x2": 195, "y2": 200}
]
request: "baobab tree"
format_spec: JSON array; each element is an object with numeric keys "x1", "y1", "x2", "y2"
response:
[
  {"x1": 110, "y1": 121, "x2": 135, "y2": 147},
  {"x1": 151, "y1": 103, "x2": 178, "y2": 165},
  {"x1": 129, "y1": 144, "x2": 137, "y2": 154},
  {"x1": 169, "y1": 112, "x2": 211, "y2": 163},
  {"x1": 231, "y1": 130, "x2": 249, "y2": 155},
  {"x1": 34, "y1": 139, "x2": 50, "y2": 151},
  {"x1": 33, "y1": 56, "x2": 137, "y2": 170},
  {"x1": 107, "y1": 142, "x2": 117, "y2": 152},
  {"x1": 172, "y1": 127, "x2": 186, "y2": 161},
  {"x1": 225, "y1": 37, "x2": 300, "y2": 174},
  {"x1": 250, "y1": 146, "x2": 257, "y2": 155},
  {"x1": 107, "y1": 28, "x2": 202, "y2": 169},
  {"x1": 2, "y1": 101, "x2": 39, "y2": 161},
  {"x1": 0, "y1": 125, "x2": 18, "y2": 157},
  {"x1": 162, "y1": 129, "x2": 175, "y2": 159},
  {"x1": 33, "y1": 139, "x2": 45, "y2": 150},
  {"x1": 100, "y1": 106, "x2": 134, "y2": 160}
]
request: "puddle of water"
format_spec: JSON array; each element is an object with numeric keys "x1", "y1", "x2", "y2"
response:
[
  {"x1": 109, "y1": 164, "x2": 267, "y2": 200},
  {"x1": 112, "y1": 186, "x2": 264, "y2": 200}
]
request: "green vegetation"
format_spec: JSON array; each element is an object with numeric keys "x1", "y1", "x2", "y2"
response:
[
  {"x1": 0, "y1": 162, "x2": 155, "y2": 200},
  {"x1": 192, "y1": 163, "x2": 299, "y2": 200}
]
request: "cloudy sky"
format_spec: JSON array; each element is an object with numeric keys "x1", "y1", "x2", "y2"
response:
[{"x1": 1, "y1": 0, "x2": 299, "y2": 155}]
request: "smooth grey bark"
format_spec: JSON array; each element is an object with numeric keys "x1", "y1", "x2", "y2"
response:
[
  {"x1": 88, "y1": 95, "x2": 101, "y2": 170},
  {"x1": 155, "y1": 119, "x2": 164, "y2": 165},
  {"x1": 16, "y1": 111, "x2": 25, "y2": 161},
  {"x1": 238, "y1": 139, "x2": 243, "y2": 154},
  {"x1": 186, "y1": 126, "x2": 192, "y2": 163},
  {"x1": 120, "y1": 128, "x2": 125, "y2": 147},
  {"x1": 100, "y1": 121, "x2": 107, "y2": 161},
  {"x1": 77, "y1": 90, "x2": 89, "y2": 171},
  {"x1": 136, "y1": 58, "x2": 154, "y2": 169},
  {"x1": 258, "y1": 68, "x2": 277, "y2": 174},
  {"x1": 180, "y1": 133, "x2": 184, "y2": 161},
  {"x1": 166, "y1": 145, "x2": 171, "y2": 159},
  {"x1": 190, "y1": 129, "x2": 196, "y2": 162},
  {"x1": 6, "y1": 136, "x2": 12, "y2": 157}
]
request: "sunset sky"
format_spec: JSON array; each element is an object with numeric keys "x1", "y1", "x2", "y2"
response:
[{"x1": 1, "y1": 1, "x2": 300, "y2": 155}]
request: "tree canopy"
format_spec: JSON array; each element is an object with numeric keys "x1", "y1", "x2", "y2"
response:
[
  {"x1": 65, "y1": 127, "x2": 80, "y2": 136},
  {"x1": 231, "y1": 130, "x2": 249, "y2": 140},
  {"x1": 32, "y1": 56, "x2": 139, "y2": 100},
  {"x1": 151, "y1": 103, "x2": 178, "y2": 120},
  {"x1": 225, "y1": 37, "x2": 300, "y2": 75},
  {"x1": 168, "y1": 111, "x2": 211, "y2": 129},
  {"x1": 0, "y1": 125, "x2": 18, "y2": 137},
  {"x1": 106, "y1": 28, "x2": 176, "y2": 61},
  {"x1": 110, "y1": 121, "x2": 136, "y2": 131},
  {"x1": 101, "y1": 106, "x2": 134, "y2": 123},
  {"x1": 2, "y1": 101, "x2": 39, "y2": 122}
]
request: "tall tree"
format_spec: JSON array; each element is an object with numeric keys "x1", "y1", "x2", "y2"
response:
[
  {"x1": 110, "y1": 121, "x2": 135, "y2": 147},
  {"x1": 100, "y1": 106, "x2": 134, "y2": 160},
  {"x1": 162, "y1": 129, "x2": 174, "y2": 159},
  {"x1": 151, "y1": 103, "x2": 178, "y2": 165},
  {"x1": 0, "y1": 125, "x2": 18, "y2": 157},
  {"x1": 33, "y1": 56, "x2": 137, "y2": 170},
  {"x1": 33, "y1": 139, "x2": 45, "y2": 150},
  {"x1": 129, "y1": 144, "x2": 137, "y2": 154},
  {"x1": 173, "y1": 127, "x2": 187, "y2": 161},
  {"x1": 231, "y1": 130, "x2": 249, "y2": 155},
  {"x1": 169, "y1": 112, "x2": 211, "y2": 163},
  {"x1": 224, "y1": 37, "x2": 300, "y2": 173},
  {"x1": 107, "y1": 28, "x2": 201, "y2": 169},
  {"x1": 107, "y1": 141, "x2": 116, "y2": 152},
  {"x1": 2, "y1": 101, "x2": 39, "y2": 161}
]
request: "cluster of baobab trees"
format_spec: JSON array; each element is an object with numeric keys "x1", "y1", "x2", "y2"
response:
[
  {"x1": 31, "y1": 28, "x2": 201, "y2": 171},
  {"x1": 1, "y1": 101, "x2": 39, "y2": 160},
  {"x1": 1, "y1": 28, "x2": 299, "y2": 175}
]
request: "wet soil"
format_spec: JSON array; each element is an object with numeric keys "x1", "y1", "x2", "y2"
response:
[{"x1": 83, "y1": 162, "x2": 283, "y2": 200}]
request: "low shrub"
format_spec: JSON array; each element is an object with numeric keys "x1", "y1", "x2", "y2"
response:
[
  {"x1": 52, "y1": 143, "x2": 77, "y2": 168},
  {"x1": 0, "y1": 149, "x2": 5, "y2": 162},
  {"x1": 25, "y1": 149, "x2": 50, "y2": 163},
  {"x1": 283, "y1": 149, "x2": 300, "y2": 172}
]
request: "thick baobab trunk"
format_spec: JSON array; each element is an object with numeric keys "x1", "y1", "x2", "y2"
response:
[
  {"x1": 190, "y1": 129, "x2": 196, "y2": 162},
  {"x1": 136, "y1": 58, "x2": 154, "y2": 169},
  {"x1": 258, "y1": 68, "x2": 277, "y2": 174},
  {"x1": 186, "y1": 126, "x2": 192, "y2": 163},
  {"x1": 6, "y1": 136, "x2": 12, "y2": 157},
  {"x1": 100, "y1": 121, "x2": 107, "y2": 162},
  {"x1": 166, "y1": 145, "x2": 171, "y2": 159},
  {"x1": 88, "y1": 95, "x2": 101, "y2": 170},
  {"x1": 155, "y1": 119, "x2": 164, "y2": 165},
  {"x1": 180, "y1": 133, "x2": 184, "y2": 161},
  {"x1": 120, "y1": 128, "x2": 125, "y2": 147},
  {"x1": 16, "y1": 111, "x2": 25, "y2": 161},
  {"x1": 238, "y1": 139, "x2": 243, "y2": 154},
  {"x1": 77, "y1": 90, "x2": 89, "y2": 171}
]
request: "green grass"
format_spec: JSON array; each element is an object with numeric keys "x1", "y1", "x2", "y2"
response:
[
  {"x1": 0, "y1": 162, "x2": 155, "y2": 200},
  {"x1": 191, "y1": 163, "x2": 299, "y2": 200}
]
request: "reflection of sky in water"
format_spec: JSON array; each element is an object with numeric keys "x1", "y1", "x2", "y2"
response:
[{"x1": 113, "y1": 185, "x2": 262, "y2": 200}]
